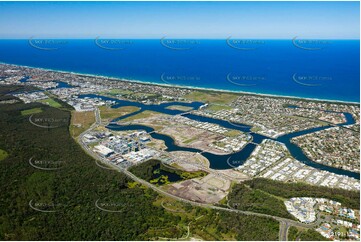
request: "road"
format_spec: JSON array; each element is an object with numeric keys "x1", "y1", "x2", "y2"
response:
[
  {"x1": 279, "y1": 221, "x2": 290, "y2": 241},
  {"x1": 94, "y1": 107, "x2": 101, "y2": 125}
]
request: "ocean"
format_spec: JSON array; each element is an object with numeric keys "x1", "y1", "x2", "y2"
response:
[{"x1": 0, "y1": 39, "x2": 359, "y2": 102}]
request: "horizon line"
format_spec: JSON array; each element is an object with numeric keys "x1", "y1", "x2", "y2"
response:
[{"x1": 1, "y1": 37, "x2": 360, "y2": 40}]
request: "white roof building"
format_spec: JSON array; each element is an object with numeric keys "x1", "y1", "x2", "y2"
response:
[{"x1": 94, "y1": 145, "x2": 114, "y2": 157}]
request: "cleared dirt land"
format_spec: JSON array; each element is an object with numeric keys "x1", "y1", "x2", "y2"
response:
[{"x1": 165, "y1": 174, "x2": 231, "y2": 204}]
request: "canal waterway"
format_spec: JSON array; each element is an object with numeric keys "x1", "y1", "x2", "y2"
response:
[{"x1": 79, "y1": 94, "x2": 360, "y2": 179}]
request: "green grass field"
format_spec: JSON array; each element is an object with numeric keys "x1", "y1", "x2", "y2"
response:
[
  {"x1": 38, "y1": 98, "x2": 62, "y2": 108},
  {"x1": 165, "y1": 105, "x2": 193, "y2": 112},
  {"x1": 99, "y1": 106, "x2": 140, "y2": 120},
  {"x1": 70, "y1": 111, "x2": 95, "y2": 137},
  {"x1": 225, "y1": 129, "x2": 242, "y2": 137},
  {"x1": 122, "y1": 110, "x2": 163, "y2": 122},
  {"x1": 21, "y1": 107, "x2": 43, "y2": 116},
  {"x1": 183, "y1": 137, "x2": 198, "y2": 144},
  {"x1": 183, "y1": 91, "x2": 239, "y2": 105}
]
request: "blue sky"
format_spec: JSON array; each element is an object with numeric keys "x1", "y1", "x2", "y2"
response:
[{"x1": 0, "y1": 1, "x2": 359, "y2": 39}]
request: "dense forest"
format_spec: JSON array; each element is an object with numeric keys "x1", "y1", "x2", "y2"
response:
[
  {"x1": 244, "y1": 178, "x2": 360, "y2": 209},
  {"x1": 288, "y1": 227, "x2": 330, "y2": 241},
  {"x1": 227, "y1": 184, "x2": 293, "y2": 219},
  {"x1": 128, "y1": 159, "x2": 160, "y2": 181},
  {"x1": 0, "y1": 85, "x2": 280, "y2": 240},
  {"x1": 190, "y1": 209, "x2": 280, "y2": 241}
]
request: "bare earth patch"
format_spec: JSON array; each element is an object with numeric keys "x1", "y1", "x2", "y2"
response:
[{"x1": 164, "y1": 174, "x2": 231, "y2": 204}]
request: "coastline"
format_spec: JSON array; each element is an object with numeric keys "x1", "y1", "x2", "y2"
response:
[{"x1": 1, "y1": 61, "x2": 359, "y2": 105}]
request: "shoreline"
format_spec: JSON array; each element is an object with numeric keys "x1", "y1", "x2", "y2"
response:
[{"x1": 1, "y1": 61, "x2": 359, "y2": 105}]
